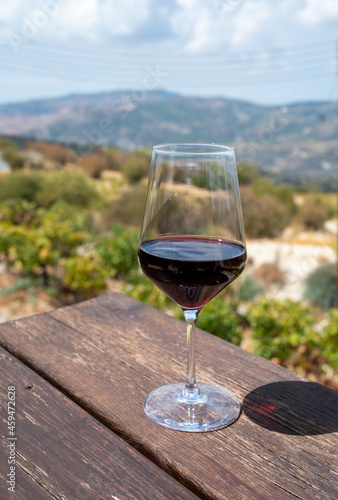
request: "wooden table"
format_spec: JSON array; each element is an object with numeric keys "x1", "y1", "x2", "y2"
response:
[{"x1": 0, "y1": 292, "x2": 337, "y2": 499}]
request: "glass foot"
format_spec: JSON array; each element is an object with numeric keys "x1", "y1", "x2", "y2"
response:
[{"x1": 144, "y1": 383, "x2": 241, "y2": 432}]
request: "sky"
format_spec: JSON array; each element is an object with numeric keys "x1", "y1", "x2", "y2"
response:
[{"x1": 0, "y1": 0, "x2": 337, "y2": 105}]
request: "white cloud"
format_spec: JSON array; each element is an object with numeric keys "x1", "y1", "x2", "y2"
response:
[
  {"x1": 230, "y1": 1, "x2": 273, "y2": 47},
  {"x1": 168, "y1": 0, "x2": 303, "y2": 54},
  {"x1": 1, "y1": 0, "x2": 337, "y2": 57},
  {"x1": 170, "y1": 0, "x2": 226, "y2": 53},
  {"x1": 297, "y1": 0, "x2": 338, "y2": 26},
  {"x1": 0, "y1": 0, "x2": 151, "y2": 45}
]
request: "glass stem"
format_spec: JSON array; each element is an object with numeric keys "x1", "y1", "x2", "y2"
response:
[{"x1": 183, "y1": 309, "x2": 200, "y2": 396}]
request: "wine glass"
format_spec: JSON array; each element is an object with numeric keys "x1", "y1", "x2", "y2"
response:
[{"x1": 138, "y1": 143, "x2": 247, "y2": 432}]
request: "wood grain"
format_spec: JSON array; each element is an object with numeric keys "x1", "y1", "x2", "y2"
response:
[
  {"x1": 0, "y1": 292, "x2": 337, "y2": 499},
  {"x1": 0, "y1": 347, "x2": 198, "y2": 499}
]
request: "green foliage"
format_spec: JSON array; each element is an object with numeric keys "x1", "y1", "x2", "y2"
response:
[
  {"x1": 0, "y1": 199, "x2": 38, "y2": 225},
  {"x1": 36, "y1": 170, "x2": 100, "y2": 208},
  {"x1": 247, "y1": 299, "x2": 318, "y2": 363},
  {"x1": 252, "y1": 178, "x2": 296, "y2": 213},
  {"x1": 304, "y1": 263, "x2": 337, "y2": 310},
  {"x1": 1, "y1": 140, "x2": 25, "y2": 170},
  {"x1": 0, "y1": 202, "x2": 87, "y2": 277},
  {"x1": 235, "y1": 275, "x2": 264, "y2": 302},
  {"x1": 297, "y1": 198, "x2": 330, "y2": 230},
  {"x1": 62, "y1": 255, "x2": 107, "y2": 298},
  {"x1": 122, "y1": 270, "x2": 173, "y2": 311},
  {"x1": 107, "y1": 183, "x2": 147, "y2": 227},
  {"x1": 0, "y1": 276, "x2": 47, "y2": 298},
  {"x1": 0, "y1": 170, "x2": 100, "y2": 210},
  {"x1": 96, "y1": 225, "x2": 139, "y2": 279},
  {"x1": 196, "y1": 298, "x2": 243, "y2": 345},
  {"x1": 104, "y1": 147, "x2": 126, "y2": 171},
  {"x1": 251, "y1": 177, "x2": 276, "y2": 196},
  {"x1": 274, "y1": 184, "x2": 297, "y2": 215},
  {"x1": 237, "y1": 162, "x2": 260, "y2": 185},
  {"x1": 321, "y1": 309, "x2": 338, "y2": 371},
  {"x1": 122, "y1": 150, "x2": 151, "y2": 184},
  {"x1": 240, "y1": 187, "x2": 291, "y2": 238},
  {"x1": 0, "y1": 172, "x2": 44, "y2": 202},
  {"x1": 191, "y1": 162, "x2": 230, "y2": 191}
]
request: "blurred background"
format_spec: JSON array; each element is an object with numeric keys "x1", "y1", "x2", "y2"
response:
[{"x1": 0, "y1": 0, "x2": 337, "y2": 388}]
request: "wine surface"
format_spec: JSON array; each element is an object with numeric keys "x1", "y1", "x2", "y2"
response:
[{"x1": 138, "y1": 236, "x2": 246, "y2": 309}]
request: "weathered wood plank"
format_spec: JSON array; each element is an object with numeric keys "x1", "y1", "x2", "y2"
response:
[
  {"x1": 0, "y1": 292, "x2": 337, "y2": 499},
  {"x1": 0, "y1": 347, "x2": 199, "y2": 499}
]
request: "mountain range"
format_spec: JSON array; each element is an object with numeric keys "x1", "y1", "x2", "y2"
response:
[{"x1": 0, "y1": 90, "x2": 336, "y2": 187}]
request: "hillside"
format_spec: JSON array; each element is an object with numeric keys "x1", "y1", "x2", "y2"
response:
[{"x1": 0, "y1": 90, "x2": 336, "y2": 188}]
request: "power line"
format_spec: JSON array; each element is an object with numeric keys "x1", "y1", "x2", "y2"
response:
[
  {"x1": 0, "y1": 39, "x2": 336, "y2": 90},
  {"x1": 0, "y1": 38, "x2": 335, "y2": 61},
  {"x1": 0, "y1": 53, "x2": 335, "y2": 75},
  {"x1": 0, "y1": 44, "x2": 335, "y2": 70},
  {"x1": 1, "y1": 60, "x2": 335, "y2": 87}
]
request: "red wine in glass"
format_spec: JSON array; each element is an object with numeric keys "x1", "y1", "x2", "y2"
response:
[
  {"x1": 139, "y1": 143, "x2": 247, "y2": 432},
  {"x1": 138, "y1": 236, "x2": 246, "y2": 309}
]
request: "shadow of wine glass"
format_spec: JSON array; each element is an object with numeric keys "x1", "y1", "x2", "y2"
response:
[{"x1": 242, "y1": 380, "x2": 338, "y2": 435}]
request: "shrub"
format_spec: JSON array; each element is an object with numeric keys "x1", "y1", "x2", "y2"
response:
[
  {"x1": 246, "y1": 299, "x2": 318, "y2": 363},
  {"x1": 274, "y1": 184, "x2": 297, "y2": 216},
  {"x1": 237, "y1": 162, "x2": 260, "y2": 185},
  {"x1": 235, "y1": 275, "x2": 264, "y2": 302},
  {"x1": 304, "y1": 263, "x2": 337, "y2": 310},
  {"x1": 106, "y1": 183, "x2": 147, "y2": 227},
  {"x1": 122, "y1": 270, "x2": 173, "y2": 311},
  {"x1": 104, "y1": 147, "x2": 127, "y2": 171},
  {"x1": 122, "y1": 150, "x2": 151, "y2": 184},
  {"x1": 252, "y1": 178, "x2": 296, "y2": 214},
  {"x1": 79, "y1": 152, "x2": 109, "y2": 178},
  {"x1": 1, "y1": 141, "x2": 25, "y2": 170},
  {"x1": 191, "y1": 162, "x2": 232, "y2": 191},
  {"x1": 321, "y1": 309, "x2": 338, "y2": 371},
  {"x1": 253, "y1": 263, "x2": 285, "y2": 288},
  {"x1": 173, "y1": 296, "x2": 242, "y2": 345},
  {"x1": 0, "y1": 204, "x2": 87, "y2": 280},
  {"x1": 240, "y1": 187, "x2": 290, "y2": 238},
  {"x1": 96, "y1": 225, "x2": 139, "y2": 279},
  {"x1": 297, "y1": 198, "x2": 330, "y2": 231},
  {"x1": 251, "y1": 177, "x2": 276, "y2": 196},
  {"x1": 27, "y1": 141, "x2": 72, "y2": 164},
  {"x1": 0, "y1": 172, "x2": 44, "y2": 202},
  {"x1": 196, "y1": 298, "x2": 243, "y2": 345},
  {"x1": 36, "y1": 170, "x2": 100, "y2": 208},
  {"x1": 61, "y1": 255, "x2": 107, "y2": 298},
  {"x1": 0, "y1": 200, "x2": 38, "y2": 225}
]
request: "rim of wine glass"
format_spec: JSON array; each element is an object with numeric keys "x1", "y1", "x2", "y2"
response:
[{"x1": 153, "y1": 143, "x2": 234, "y2": 155}]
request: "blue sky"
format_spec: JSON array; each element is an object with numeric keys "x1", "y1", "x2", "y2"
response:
[{"x1": 0, "y1": 0, "x2": 337, "y2": 105}]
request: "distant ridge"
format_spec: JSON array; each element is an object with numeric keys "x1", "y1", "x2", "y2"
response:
[{"x1": 0, "y1": 90, "x2": 336, "y2": 187}]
